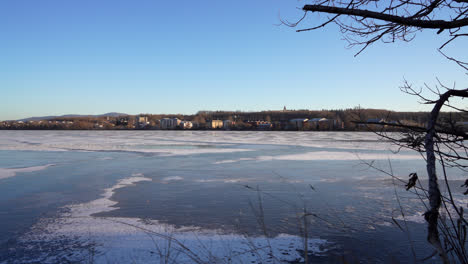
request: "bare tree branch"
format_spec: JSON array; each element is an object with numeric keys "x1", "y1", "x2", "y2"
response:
[{"x1": 302, "y1": 5, "x2": 468, "y2": 30}]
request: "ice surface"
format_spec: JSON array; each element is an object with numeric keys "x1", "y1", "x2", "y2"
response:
[
  {"x1": 214, "y1": 151, "x2": 420, "y2": 164},
  {"x1": 17, "y1": 174, "x2": 329, "y2": 264},
  {"x1": 0, "y1": 131, "x2": 447, "y2": 263},
  {"x1": 0, "y1": 131, "x2": 402, "y2": 155}
]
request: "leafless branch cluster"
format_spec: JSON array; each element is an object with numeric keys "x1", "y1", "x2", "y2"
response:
[
  {"x1": 283, "y1": 0, "x2": 468, "y2": 56},
  {"x1": 357, "y1": 82, "x2": 468, "y2": 169},
  {"x1": 399, "y1": 81, "x2": 467, "y2": 167}
]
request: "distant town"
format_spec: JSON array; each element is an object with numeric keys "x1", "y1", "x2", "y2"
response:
[{"x1": 1, "y1": 107, "x2": 467, "y2": 131}]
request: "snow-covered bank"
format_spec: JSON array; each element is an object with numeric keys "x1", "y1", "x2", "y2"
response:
[{"x1": 16, "y1": 174, "x2": 330, "y2": 264}]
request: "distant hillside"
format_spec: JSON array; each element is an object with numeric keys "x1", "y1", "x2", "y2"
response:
[{"x1": 18, "y1": 112, "x2": 128, "y2": 122}]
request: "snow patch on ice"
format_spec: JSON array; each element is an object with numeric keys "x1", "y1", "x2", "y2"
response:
[
  {"x1": 214, "y1": 158, "x2": 257, "y2": 164},
  {"x1": 375, "y1": 221, "x2": 393, "y2": 227},
  {"x1": 68, "y1": 175, "x2": 151, "y2": 217},
  {"x1": 98, "y1": 156, "x2": 114, "y2": 160},
  {"x1": 195, "y1": 178, "x2": 248, "y2": 183},
  {"x1": 161, "y1": 176, "x2": 184, "y2": 182},
  {"x1": 394, "y1": 212, "x2": 426, "y2": 224},
  {"x1": 0, "y1": 164, "x2": 55, "y2": 180}
]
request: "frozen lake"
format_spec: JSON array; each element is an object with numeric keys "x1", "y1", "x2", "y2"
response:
[{"x1": 0, "y1": 131, "x2": 465, "y2": 263}]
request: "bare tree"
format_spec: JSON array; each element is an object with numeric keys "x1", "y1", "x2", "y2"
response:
[{"x1": 284, "y1": 0, "x2": 468, "y2": 262}]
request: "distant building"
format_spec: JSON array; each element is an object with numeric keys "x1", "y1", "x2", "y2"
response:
[
  {"x1": 307, "y1": 118, "x2": 337, "y2": 130},
  {"x1": 257, "y1": 123, "x2": 272, "y2": 130},
  {"x1": 137, "y1": 116, "x2": 148, "y2": 123},
  {"x1": 318, "y1": 119, "x2": 336, "y2": 130},
  {"x1": 308, "y1": 118, "x2": 324, "y2": 130},
  {"x1": 246, "y1": 120, "x2": 270, "y2": 127},
  {"x1": 289, "y1": 118, "x2": 308, "y2": 130},
  {"x1": 207, "y1": 120, "x2": 223, "y2": 129},
  {"x1": 191, "y1": 121, "x2": 200, "y2": 129},
  {"x1": 137, "y1": 116, "x2": 150, "y2": 128},
  {"x1": 223, "y1": 120, "x2": 235, "y2": 129},
  {"x1": 116, "y1": 117, "x2": 129, "y2": 126},
  {"x1": 160, "y1": 118, "x2": 170, "y2": 129},
  {"x1": 180, "y1": 121, "x2": 193, "y2": 129},
  {"x1": 160, "y1": 118, "x2": 181, "y2": 129}
]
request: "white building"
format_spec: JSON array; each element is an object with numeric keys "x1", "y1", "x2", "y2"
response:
[
  {"x1": 207, "y1": 120, "x2": 223, "y2": 129},
  {"x1": 160, "y1": 118, "x2": 181, "y2": 129},
  {"x1": 180, "y1": 121, "x2": 193, "y2": 129}
]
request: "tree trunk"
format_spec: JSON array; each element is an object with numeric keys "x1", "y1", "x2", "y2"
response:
[
  {"x1": 423, "y1": 90, "x2": 463, "y2": 263},
  {"x1": 424, "y1": 122, "x2": 448, "y2": 263}
]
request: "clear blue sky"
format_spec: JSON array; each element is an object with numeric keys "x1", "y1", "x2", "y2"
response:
[{"x1": 1, "y1": 0, "x2": 466, "y2": 120}]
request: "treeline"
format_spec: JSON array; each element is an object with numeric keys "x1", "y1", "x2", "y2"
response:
[
  {"x1": 1, "y1": 108, "x2": 467, "y2": 131},
  {"x1": 192, "y1": 108, "x2": 467, "y2": 129}
]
